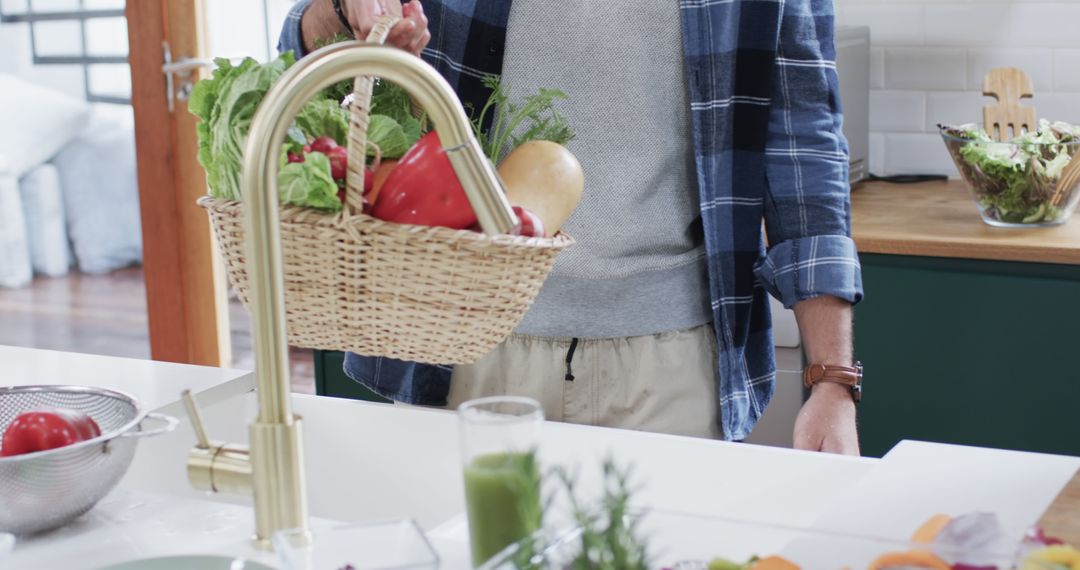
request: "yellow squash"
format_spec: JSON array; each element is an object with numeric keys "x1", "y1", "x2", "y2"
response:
[{"x1": 497, "y1": 140, "x2": 584, "y2": 234}]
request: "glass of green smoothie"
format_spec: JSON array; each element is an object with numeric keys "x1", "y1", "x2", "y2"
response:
[{"x1": 458, "y1": 396, "x2": 544, "y2": 567}]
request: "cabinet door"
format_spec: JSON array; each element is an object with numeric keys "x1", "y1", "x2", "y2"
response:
[{"x1": 855, "y1": 254, "x2": 1080, "y2": 457}]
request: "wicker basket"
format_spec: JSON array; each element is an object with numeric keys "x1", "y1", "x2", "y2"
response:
[{"x1": 199, "y1": 18, "x2": 573, "y2": 365}]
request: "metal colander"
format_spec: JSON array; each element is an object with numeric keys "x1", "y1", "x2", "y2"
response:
[{"x1": 0, "y1": 385, "x2": 177, "y2": 535}]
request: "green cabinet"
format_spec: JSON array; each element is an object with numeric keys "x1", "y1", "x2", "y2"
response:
[
  {"x1": 313, "y1": 349, "x2": 390, "y2": 403},
  {"x1": 855, "y1": 253, "x2": 1080, "y2": 457}
]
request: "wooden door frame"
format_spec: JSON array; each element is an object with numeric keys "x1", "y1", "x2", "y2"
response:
[{"x1": 127, "y1": 0, "x2": 230, "y2": 366}]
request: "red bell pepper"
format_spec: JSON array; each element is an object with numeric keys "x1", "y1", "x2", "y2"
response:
[
  {"x1": 370, "y1": 132, "x2": 476, "y2": 229},
  {"x1": 1, "y1": 408, "x2": 102, "y2": 457}
]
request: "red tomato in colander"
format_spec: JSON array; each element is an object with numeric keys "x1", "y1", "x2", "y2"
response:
[{"x1": 0, "y1": 409, "x2": 101, "y2": 457}]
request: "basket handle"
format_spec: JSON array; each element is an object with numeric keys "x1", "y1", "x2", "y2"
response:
[
  {"x1": 120, "y1": 412, "x2": 179, "y2": 439},
  {"x1": 344, "y1": 14, "x2": 400, "y2": 215}
]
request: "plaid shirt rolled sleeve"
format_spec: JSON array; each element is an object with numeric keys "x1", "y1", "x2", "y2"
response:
[
  {"x1": 277, "y1": 0, "x2": 309, "y2": 59},
  {"x1": 754, "y1": 0, "x2": 863, "y2": 309}
]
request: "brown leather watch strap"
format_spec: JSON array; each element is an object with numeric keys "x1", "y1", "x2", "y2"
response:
[{"x1": 803, "y1": 362, "x2": 863, "y2": 403}]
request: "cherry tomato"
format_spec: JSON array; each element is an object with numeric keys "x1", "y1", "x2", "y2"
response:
[
  {"x1": 1, "y1": 409, "x2": 102, "y2": 457},
  {"x1": 324, "y1": 146, "x2": 349, "y2": 181},
  {"x1": 511, "y1": 206, "x2": 546, "y2": 237},
  {"x1": 310, "y1": 136, "x2": 338, "y2": 154}
]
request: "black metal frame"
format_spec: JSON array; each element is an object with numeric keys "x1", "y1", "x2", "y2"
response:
[{"x1": 0, "y1": 1, "x2": 130, "y2": 104}]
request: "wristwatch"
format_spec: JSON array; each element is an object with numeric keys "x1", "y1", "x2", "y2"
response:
[
  {"x1": 803, "y1": 362, "x2": 863, "y2": 403},
  {"x1": 331, "y1": 0, "x2": 353, "y2": 33}
]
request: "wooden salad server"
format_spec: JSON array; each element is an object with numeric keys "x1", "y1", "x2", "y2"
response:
[{"x1": 982, "y1": 67, "x2": 1037, "y2": 142}]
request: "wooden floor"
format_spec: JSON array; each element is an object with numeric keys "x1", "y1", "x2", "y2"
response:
[{"x1": 0, "y1": 266, "x2": 315, "y2": 394}]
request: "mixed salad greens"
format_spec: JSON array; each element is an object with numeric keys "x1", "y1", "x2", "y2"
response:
[
  {"x1": 940, "y1": 120, "x2": 1080, "y2": 225},
  {"x1": 189, "y1": 52, "x2": 423, "y2": 212}
]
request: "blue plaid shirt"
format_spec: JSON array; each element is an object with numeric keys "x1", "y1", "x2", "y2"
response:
[{"x1": 279, "y1": 0, "x2": 863, "y2": 440}]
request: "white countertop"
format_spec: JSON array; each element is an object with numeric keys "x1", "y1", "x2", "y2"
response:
[
  {"x1": 0, "y1": 345, "x2": 254, "y2": 415},
  {"x1": 120, "y1": 392, "x2": 878, "y2": 530},
  {"x1": 3, "y1": 348, "x2": 1078, "y2": 569}
]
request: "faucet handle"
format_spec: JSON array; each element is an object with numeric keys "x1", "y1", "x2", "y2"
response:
[
  {"x1": 181, "y1": 389, "x2": 253, "y2": 496},
  {"x1": 181, "y1": 389, "x2": 211, "y2": 449}
]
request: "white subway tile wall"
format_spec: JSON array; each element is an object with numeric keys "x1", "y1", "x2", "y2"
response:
[
  {"x1": 837, "y1": 0, "x2": 1080, "y2": 176},
  {"x1": 870, "y1": 90, "x2": 926, "y2": 132}
]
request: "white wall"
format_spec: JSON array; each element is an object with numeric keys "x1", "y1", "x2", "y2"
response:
[
  {"x1": 204, "y1": 0, "x2": 297, "y2": 62},
  {"x1": 836, "y1": 0, "x2": 1080, "y2": 176},
  {"x1": 0, "y1": 0, "x2": 298, "y2": 97}
]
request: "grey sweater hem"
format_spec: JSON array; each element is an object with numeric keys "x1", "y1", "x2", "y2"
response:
[{"x1": 515, "y1": 253, "x2": 713, "y2": 339}]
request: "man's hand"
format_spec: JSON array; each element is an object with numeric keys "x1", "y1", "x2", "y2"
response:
[
  {"x1": 790, "y1": 295, "x2": 860, "y2": 455},
  {"x1": 793, "y1": 381, "x2": 859, "y2": 454},
  {"x1": 302, "y1": 0, "x2": 430, "y2": 55}
]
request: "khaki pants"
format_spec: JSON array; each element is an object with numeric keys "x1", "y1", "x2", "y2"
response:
[{"x1": 447, "y1": 324, "x2": 720, "y2": 439}]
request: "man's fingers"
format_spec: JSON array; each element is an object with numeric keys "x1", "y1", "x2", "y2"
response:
[
  {"x1": 820, "y1": 432, "x2": 860, "y2": 456},
  {"x1": 385, "y1": 19, "x2": 417, "y2": 45},
  {"x1": 345, "y1": 0, "x2": 384, "y2": 37},
  {"x1": 820, "y1": 436, "x2": 843, "y2": 454},
  {"x1": 381, "y1": 0, "x2": 404, "y2": 18},
  {"x1": 408, "y1": 29, "x2": 430, "y2": 55},
  {"x1": 404, "y1": 2, "x2": 428, "y2": 54}
]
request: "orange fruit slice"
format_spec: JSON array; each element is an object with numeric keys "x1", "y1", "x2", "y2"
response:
[
  {"x1": 911, "y1": 514, "x2": 953, "y2": 544},
  {"x1": 750, "y1": 555, "x2": 801, "y2": 570},
  {"x1": 868, "y1": 549, "x2": 951, "y2": 570}
]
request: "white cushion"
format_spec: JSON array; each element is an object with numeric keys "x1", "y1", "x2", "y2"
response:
[
  {"x1": 19, "y1": 163, "x2": 71, "y2": 277},
  {"x1": 0, "y1": 173, "x2": 31, "y2": 288},
  {"x1": 0, "y1": 73, "x2": 91, "y2": 178},
  {"x1": 52, "y1": 110, "x2": 142, "y2": 274}
]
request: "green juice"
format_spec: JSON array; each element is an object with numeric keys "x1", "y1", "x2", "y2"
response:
[{"x1": 463, "y1": 451, "x2": 542, "y2": 566}]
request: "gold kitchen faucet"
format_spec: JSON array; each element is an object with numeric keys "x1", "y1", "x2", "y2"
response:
[{"x1": 181, "y1": 41, "x2": 517, "y2": 548}]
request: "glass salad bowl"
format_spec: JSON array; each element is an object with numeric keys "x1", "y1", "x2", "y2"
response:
[
  {"x1": 480, "y1": 508, "x2": 1074, "y2": 570},
  {"x1": 940, "y1": 121, "x2": 1080, "y2": 227}
]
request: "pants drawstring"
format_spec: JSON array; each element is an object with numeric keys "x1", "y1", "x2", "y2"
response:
[{"x1": 564, "y1": 338, "x2": 579, "y2": 382}]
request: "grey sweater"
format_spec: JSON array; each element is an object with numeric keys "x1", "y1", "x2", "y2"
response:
[{"x1": 505, "y1": 1, "x2": 711, "y2": 339}]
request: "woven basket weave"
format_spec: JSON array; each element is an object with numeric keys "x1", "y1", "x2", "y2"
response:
[{"x1": 199, "y1": 17, "x2": 573, "y2": 365}]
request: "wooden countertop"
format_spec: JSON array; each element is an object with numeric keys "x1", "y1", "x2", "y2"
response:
[
  {"x1": 850, "y1": 180, "x2": 1080, "y2": 265},
  {"x1": 1039, "y1": 469, "x2": 1080, "y2": 546}
]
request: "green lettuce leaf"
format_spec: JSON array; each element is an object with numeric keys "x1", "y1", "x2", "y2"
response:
[
  {"x1": 370, "y1": 79, "x2": 415, "y2": 126},
  {"x1": 278, "y1": 152, "x2": 342, "y2": 212},
  {"x1": 295, "y1": 99, "x2": 349, "y2": 146},
  {"x1": 367, "y1": 114, "x2": 409, "y2": 159},
  {"x1": 189, "y1": 53, "x2": 295, "y2": 201},
  {"x1": 284, "y1": 126, "x2": 308, "y2": 156},
  {"x1": 399, "y1": 114, "x2": 422, "y2": 149}
]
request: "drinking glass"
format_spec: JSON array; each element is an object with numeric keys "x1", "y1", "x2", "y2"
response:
[{"x1": 458, "y1": 396, "x2": 544, "y2": 567}]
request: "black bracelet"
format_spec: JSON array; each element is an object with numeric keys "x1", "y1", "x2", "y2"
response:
[{"x1": 330, "y1": 0, "x2": 353, "y2": 34}]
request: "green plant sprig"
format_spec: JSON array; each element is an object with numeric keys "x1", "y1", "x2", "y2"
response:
[
  {"x1": 510, "y1": 459, "x2": 650, "y2": 570},
  {"x1": 471, "y1": 76, "x2": 574, "y2": 164}
]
